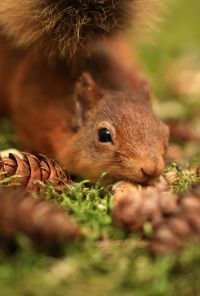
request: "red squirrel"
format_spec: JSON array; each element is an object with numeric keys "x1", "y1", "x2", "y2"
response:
[{"x1": 0, "y1": 0, "x2": 169, "y2": 185}]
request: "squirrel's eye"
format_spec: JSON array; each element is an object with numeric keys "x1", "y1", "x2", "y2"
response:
[{"x1": 98, "y1": 128, "x2": 112, "y2": 143}]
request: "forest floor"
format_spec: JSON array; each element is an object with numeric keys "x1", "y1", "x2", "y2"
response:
[{"x1": 0, "y1": 0, "x2": 200, "y2": 295}]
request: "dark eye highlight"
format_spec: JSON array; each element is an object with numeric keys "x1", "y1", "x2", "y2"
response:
[{"x1": 98, "y1": 128, "x2": 112, "y2": 143}]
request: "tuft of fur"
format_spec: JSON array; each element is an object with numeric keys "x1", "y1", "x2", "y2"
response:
[{"x1": 0, "y1": 0, "x2": 161, "y2": 58}]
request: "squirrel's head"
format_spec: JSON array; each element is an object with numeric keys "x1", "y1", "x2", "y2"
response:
[{"x1": 59, "y1": 73, "x2": 169, "y2": 185}]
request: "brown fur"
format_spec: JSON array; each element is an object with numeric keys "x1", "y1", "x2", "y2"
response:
[
  {"x1": 58, "y1": 91, "x2": 169, "y2": 184},
  {"x1": 0, "y1": 1, "x2": 168, "y2": 184},
  {"x1": 0, "y1": 36, "x2": 169, "y2": 184},
  {"x1": 0, "y1": 0, "x2": 161, "y2": 58}
]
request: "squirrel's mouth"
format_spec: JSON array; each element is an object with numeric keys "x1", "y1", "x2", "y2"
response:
[{"x1": 113, "y1": 174, "x2": 160, "y2": 186}]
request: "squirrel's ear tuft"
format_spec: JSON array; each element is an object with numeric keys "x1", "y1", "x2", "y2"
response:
[
  {"x1": 73, "y1": 72, "x2": 103, "y2": 129},
  {"x1": 75, "y1": 72, "x2": 102, "y2": 101}
]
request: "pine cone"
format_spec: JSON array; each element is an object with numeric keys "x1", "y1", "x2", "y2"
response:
[
  {"x1": 0, "y1": 152, "x2": 70, "y2": 193},
  {"x1": 112, "y1": 180, "x2": 200, "y2": 255},
  {"x1": 0, "y1": 188, "x2": 80, "y2": 253}
]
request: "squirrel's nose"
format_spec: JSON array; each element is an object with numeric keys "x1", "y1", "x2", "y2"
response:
[{"x1": 141, "y1": 158, "x2": 164, "y2": 179}]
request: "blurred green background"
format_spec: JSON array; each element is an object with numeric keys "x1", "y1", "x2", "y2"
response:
[{"x1": 136, "y1": 0, "x2": 200, "y2": 102}]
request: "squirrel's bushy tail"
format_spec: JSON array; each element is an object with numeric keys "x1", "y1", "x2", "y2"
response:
[{"x1": 0, "y1": 0, "x2": 160, "y2": 57}]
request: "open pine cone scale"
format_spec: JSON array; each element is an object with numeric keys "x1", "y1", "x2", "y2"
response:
[
  {"x1": 0, "y1": 151, "x2": 80, "y2": 253},
  {"x1": 0, "y1": 152, "x2": 70, "y2": 193},
  {"x1": 112, "y1": 179, "x2": 200, "y2": 255},
  {"x1": 0, "y1": 188, "x2": 80, "y2": 252}
]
